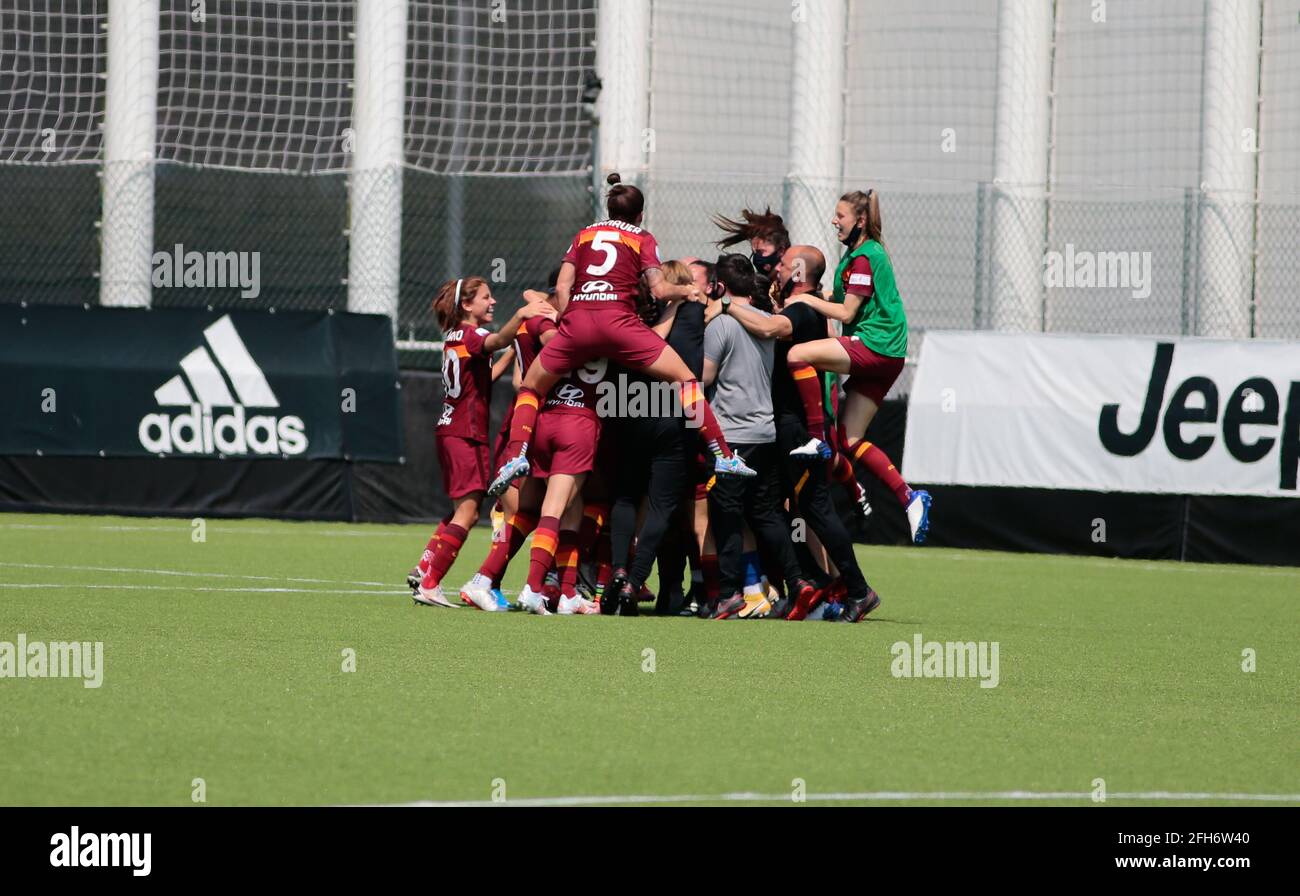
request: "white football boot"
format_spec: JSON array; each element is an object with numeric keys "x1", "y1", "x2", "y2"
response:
[{"x1": 517, "y1": 584, "x2": 552, "y2": 616}]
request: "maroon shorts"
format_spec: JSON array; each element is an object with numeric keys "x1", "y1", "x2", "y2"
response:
[
  {"x1": 529, "y1": 412, "x2": 601, "y2": 478},
  {"x1": 438, "y1": 434, "x2": 489, "y2": 499},
  {"x1": 838, "y1": 336, "x2": 905, "y2": 406},
  {"x1": 537, "y1": 308, "x2": 667, "y2": 375}
]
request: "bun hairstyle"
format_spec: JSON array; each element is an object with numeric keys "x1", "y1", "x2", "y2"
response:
[
  {"x1": 605, "y1": 171, "x2": 645, "y2": 224},
  {"x1": 433, "y1": 276, "x2": 486, "y2": 331}
]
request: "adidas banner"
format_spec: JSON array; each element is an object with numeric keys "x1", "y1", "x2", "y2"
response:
[
  {"x1": 904, "y1": 331, "x2": 1300, "y2": 498},
  {"x1": 0, "y1": 306, "x2": 403, "y2": 462}
]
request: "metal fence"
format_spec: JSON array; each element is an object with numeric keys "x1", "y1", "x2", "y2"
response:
[{"x1": 1, "y1": 0, "x2": 1298, "y2": 374}]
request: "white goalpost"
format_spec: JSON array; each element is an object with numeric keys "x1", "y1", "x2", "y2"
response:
[{"x1": 100, "y1": 0, "x2": 159, "y2": 309}]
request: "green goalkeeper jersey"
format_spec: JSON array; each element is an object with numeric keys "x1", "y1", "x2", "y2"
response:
[{"x1": 832, "y1": 239, "x2": 908, "y2": 359}]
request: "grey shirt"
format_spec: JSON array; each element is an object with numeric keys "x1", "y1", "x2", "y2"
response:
[{"x1": 704, "y1": 309, "x2": 774, "y2": 444}]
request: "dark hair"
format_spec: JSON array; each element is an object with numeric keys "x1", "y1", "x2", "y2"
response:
[
  {"x1": 712, "y1": 207, "x2": 791, "y2": 255},
  {"x1": 605, "y1": 172, "x2": 644, "y2": 224},
  {"x1": 714, "y1": 253, "x2": 755, "y2": 300},
  {"x1": 689, "y1": 259, "x2": 715, "y2": 281},
  {"x1": 433, "y1": 276, "x2": 486, "y2": 331},
  {"x1": 634, "y1": 279, "x2": 658, "y2": 325},
  {"x1": 546, "y1": 266, "x2": 561, "y2": 290}
]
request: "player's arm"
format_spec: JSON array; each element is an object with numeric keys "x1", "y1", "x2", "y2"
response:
[
  {"x1": 490, "y1": 346, "x2": 515, "y2": 383},
  {"x1": 644, "y1": 266, "x2": 700, "y2": 303},
  {"x1": 652, "y1": 298, "x2": 682, "y2": 338},
  {"x1": 783, "y1": 291, "x2": 861, "y2": 324},
  {"x1": 553, "y1": 262, "x2": 576, "y2": 314},
  {"x1": 482, "y1": 298, "x2": 556, "y2": 354},
  {"x1": 729, "y1": 302, "x2": 793, "y2": 340}
]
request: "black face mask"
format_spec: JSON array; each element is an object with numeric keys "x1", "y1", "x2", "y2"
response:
[
  {"x1": 751, "y1": 250, "x2": 781, "y2": 274},
  {"x1": 840, "y1": 221, "x2": 864, "y2": 247}
]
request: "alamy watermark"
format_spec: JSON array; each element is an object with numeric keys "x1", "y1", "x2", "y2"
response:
[
  {"x1": 594, "y1": 373, "x2": 702, "y2": 428},
  {"x1": 1043, "y1": 243, "x2": 1151, "y2": 299},
  {"x1": 0, "y1": 634, "x2": 103, "y2": 688},
  {"x1": 152, "y1": 243, "x2": 261, "y2": 299},
  {"x1": 891, "y1": 633, "x2": 999, "y2": 688},
  {"x1": 50, "y1": 827, "x2": 150, "y2": 876}
]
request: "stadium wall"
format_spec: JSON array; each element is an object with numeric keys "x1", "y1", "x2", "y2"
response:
[{"x1": 3, "y1": 379, "x2": 1296, "y2": 568}]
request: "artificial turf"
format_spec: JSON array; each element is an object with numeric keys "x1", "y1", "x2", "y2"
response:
[{"x1": 0, "y1": 512, "x2": 1295, "y2": 806}]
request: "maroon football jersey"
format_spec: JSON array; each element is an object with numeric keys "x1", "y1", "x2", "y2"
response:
[
  {"x1": 543, "y1": 356, "x2": 611, "y2": 420},
  {"x1": 562, "y1": 219, "x2": 661, "y2": 314},
  {"x1": 437, "y1": 325, "x2": 492, "y2": 442},
  {"x1": 513, "y1": 315, "x2": 557, "y2": 378}
]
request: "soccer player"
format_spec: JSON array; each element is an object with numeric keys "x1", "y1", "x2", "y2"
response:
[
  {"x1": 487, "y1": 172, "x2": 755, "y2": 497},
  {"x1": 458, "y1": 287, "x2": 559, "y2": 611},
  {"x1": 410, "y1": 278, "x2": 556, "y2": 609},
  {"x1": 721, "y1": 244, "x2": 883, "y2": 622},
  {"x1": 515, "y1": 356, "x2": 611, "y2": 616},
  {"x1": 783, "y1": 190, "x2": 933, "y2": 545}
]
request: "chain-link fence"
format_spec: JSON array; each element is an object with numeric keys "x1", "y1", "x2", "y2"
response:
[
  {"x1": 0, "y1": 0, "x2": 597, "y2": 368},
  {"x1": 1, "y1": 0, "x2": 1298, "y2": 367},
  {"x1": 399, "y1": 171, "x2": 594, "y2": 367}
]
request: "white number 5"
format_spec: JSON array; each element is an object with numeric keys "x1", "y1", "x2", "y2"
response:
[{"x1": 586, "y1": 231, "x2": 619, "y2": 276}]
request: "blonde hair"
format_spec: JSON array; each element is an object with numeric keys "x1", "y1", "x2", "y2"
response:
[
  {"x1": 659, "y1": 259, "x2": 693, "y2": 287},
  {"x1": 840, "y1": 189, "x2": 883, "y2": 245}
]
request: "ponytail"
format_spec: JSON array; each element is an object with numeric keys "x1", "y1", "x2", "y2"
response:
[{"x1": 840, "y1": 189, "x2": 883, "y2": 245}]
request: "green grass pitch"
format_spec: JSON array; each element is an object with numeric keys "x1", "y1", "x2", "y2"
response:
[{"x1": 0, "y1": 512, "x2": 1295, "y2": 806}]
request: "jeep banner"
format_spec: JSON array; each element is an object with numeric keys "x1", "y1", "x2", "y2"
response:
[
  {"x1": 904, "y1": 331, "x2": 1300, "y2": 498},
  {"x1": 0, "y1": 306, "x2": 403, "y2": 462}
]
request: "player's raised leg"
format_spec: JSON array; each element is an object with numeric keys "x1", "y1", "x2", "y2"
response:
[
  {"x1": 638, "y1": 342, "x2": 756, "y2": 479},
  {"x1": 838, "y1": 390, "x2": 931, "y2": 545},
  {"x1": 786, "y1": 337, "x2": 851, "y2": 458},
  {"x1": 489, "y1": 362, "x2": 562, "y2": 496}
]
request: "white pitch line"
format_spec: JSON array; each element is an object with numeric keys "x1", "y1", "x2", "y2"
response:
[
  {"x1": 368, "y1": 790, "x2": 1300, "y2": 808},
  {"x1": 0, "y1": 561, "x2": 389, "y2": 588},
  {"x1": 0, "y1": 582, "x2": 403, "y2": 596},
  {"x1": 0, "y1": 522, "x2": 401, "y2": 538}
]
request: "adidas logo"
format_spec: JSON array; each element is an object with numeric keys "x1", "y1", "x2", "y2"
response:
[{"x1": 137, "y1": 315, "x2": 308, "y2": 456}]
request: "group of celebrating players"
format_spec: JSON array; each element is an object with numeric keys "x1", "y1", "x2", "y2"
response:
[{"x1": 404, "y1": 173, "x2": 932, "y2": 622}]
